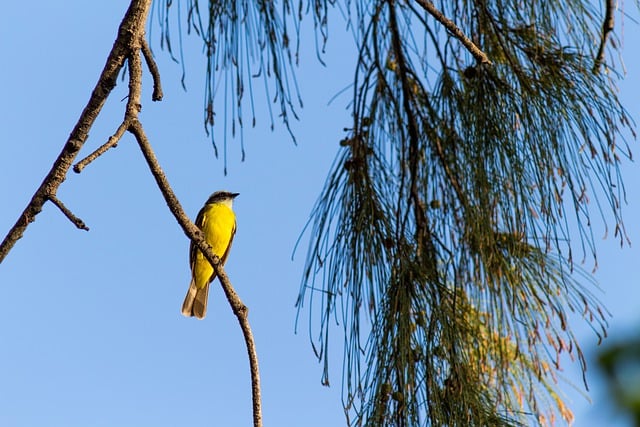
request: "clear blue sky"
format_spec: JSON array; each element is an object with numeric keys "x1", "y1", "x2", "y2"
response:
[{"x1": 0, "y1": 2, "x2": 638, "y2": 426}]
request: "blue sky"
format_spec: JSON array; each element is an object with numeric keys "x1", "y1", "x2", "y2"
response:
[{"x1": 0, "y1": 2, "x2": 638, "y2": 426}]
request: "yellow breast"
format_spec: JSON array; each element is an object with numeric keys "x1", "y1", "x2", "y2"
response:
[{"x1": 192, "y1": 202, "x2": 236, "y2": 288}]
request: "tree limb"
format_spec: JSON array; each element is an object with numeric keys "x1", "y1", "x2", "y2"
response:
[
  {"x1": 74, "y1": 121, "x2": 129, "y2": 173},
  {"x1": 48, "y1": 195, "x2": 90, "y2": 231},
  {"x1": 2, "y1": 2, "x2": 262, "y2": 425},
  {"x1": 593, "y1": 0, "x2": 615, "y2": 72},
  {"x1": 129, "y1": 119, "x2": 263, "y2": 427},
  {"x1": 0, "y1": 0, "x2": 152, "y2": 263},
  {"x1": 141, "y1": 38, "x2": 164, "y2": 101},
  {"x1": 125, "y1": 15, "x2": 263, "y2": 427},
  {"x1": 74, "y1": 29, "x2": 148, "y2": 174},
  {"x1": 414, "y1": 0, "x2": 491, "y2": 65}
]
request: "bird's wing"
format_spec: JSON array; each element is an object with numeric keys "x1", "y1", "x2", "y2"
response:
[
  {"x1": 189, "y1": 204, "x2": 208, "y2": 269},
  {"x1": 219, "y1": 220, "x2": 236, "y2": 266}
]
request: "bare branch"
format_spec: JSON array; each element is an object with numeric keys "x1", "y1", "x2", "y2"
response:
[
  {"x1": 0, "y1": 0, "x2": 152, "y2": 263},
  {"x1": 48, "y1": 195, "x2": 90, "y2": 231},
  {"x1": 126, "y1": 51, "x2": 144, "y2": 116},
  {"x1": 74, "y1": 26, "x2": 163, "y2": 175},
  {"x1": 74, "y1": 28, "x2": 149, "y2": 174},
  {"x1": 3, "y1": 2, "x2": 263, "y2": 423},
  {"x1": 128, "y1": 119, "x2": 263, "y2": 427},
  {"x1": 74, "y1": 121, "x2": 129, "y2": 173},
  {"x1": 213, "y1": 262, "x2": 262, "y2": 427},
  {"x1": 122, "y1": 43, "x2": 262, "y2": 424},
  {"x1": 141, "y1": 38, "x2": 164, "y2": 101},
  {"x1": 593, "y1": 0, "x2": 615, "y2": 72},
  {"x1": 414, "y1": 0, "x2": 492, "y2": 65}
]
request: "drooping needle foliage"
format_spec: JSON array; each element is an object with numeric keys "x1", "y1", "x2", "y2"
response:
[
  {"x1": 152, "y1": 0, "x2": 328, "y2": 167},
  {"x1": 297, "y1": 1, "x2": 632, "y2": 425},
  {"x1": 153, "y1": 0, "x2": 633, "y2": 425}
]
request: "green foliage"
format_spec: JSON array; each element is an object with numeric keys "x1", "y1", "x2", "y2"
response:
[
  {"x1": 297, "y1": 0, "x2": 632, "y2": 425},
  {"x1": 152, "y1": 0, "x2": 634, "y2": 425}
]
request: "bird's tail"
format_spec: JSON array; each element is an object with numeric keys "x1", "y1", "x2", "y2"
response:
[{"x1": 181, "y1": 279, "x2": 210, "y2": 319}]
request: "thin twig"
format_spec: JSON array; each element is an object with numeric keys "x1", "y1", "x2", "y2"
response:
[
  {"x1": 414, "y1": 0, "x2": 491, "y2": 65},
  {"x1": 74, "y1": 121, "x2": 130, "y2": 173},
  {"x1": 3, "y1": 3, "x2": 262, "y2": 425},
  {"x1": 125, "y1": 36, "x2": 262, "y2": 425},
  {"x1": 593, "y1": 0, "x2": 615, "y2": 73},
  {"x1": 0, "y1": 0, "x2": 152, "y2": 263},
  {"x1": 48, "y1": 195, "x2": 90, "y2": 231},
  {"x1": 211, "y1": 260, "x2": 262, "y2": 427},
  {"x1": 74, "y1": 35, "x2": 146, "y2": 174},
  {"x1": 129, "y1": 119, "x2": 263, "y2": 427},
  {"x1": 141, "y1": 38, "x2": 164, "y2": 101}
]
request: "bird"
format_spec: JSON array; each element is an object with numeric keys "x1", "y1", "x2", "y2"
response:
[{"x1": 181, "y1": 191, "x2": 239, "y2": 319}]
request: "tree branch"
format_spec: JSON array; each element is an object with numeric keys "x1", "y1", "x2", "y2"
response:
[
  {"x1": 74, "y1": 30, "x2": 146, "y2": 174},
  {"x1": 48, "y1": 195, "x2": 90, "y2": 231},
  {"x1": 593, "y1": 0, "x2": 615, "y2": 72},
  {"x1": 213, "y1": 261, "x2": 262, "y2": 427},
  {"x1": 129, "y1": 119, "x2": 263, "y2": 427},
  {"x1": 122, "y1": 27, "x2": 262, "y2": 425},
  {"x1": 141, "y1": 38, "x2": 164, "y2": 101},
  {"x1": 0, "y1": 0, "x2": 152, "y2": 263},
  {"x1": 73, "y1": 121, "x2": 129, "y2": 173},
  {"x1": 3, "y1": 1, "x2": 263, "y2": 424},
  {"x1": 414, "y1": 0, "x2": 491, "y2": 65}
]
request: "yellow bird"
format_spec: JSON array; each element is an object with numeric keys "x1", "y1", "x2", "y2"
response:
[{"x1": 181, "y1": 191, "x2": 239, "y2": 319}]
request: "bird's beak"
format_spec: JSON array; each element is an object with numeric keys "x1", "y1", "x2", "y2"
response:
[{"x1": 230, "y1": 192, "x2": 240, "y2": 198}]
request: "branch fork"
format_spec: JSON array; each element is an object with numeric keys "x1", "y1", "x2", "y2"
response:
[{"x1": 0, "y1": 1, "x2": 261, "y2": 425}]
